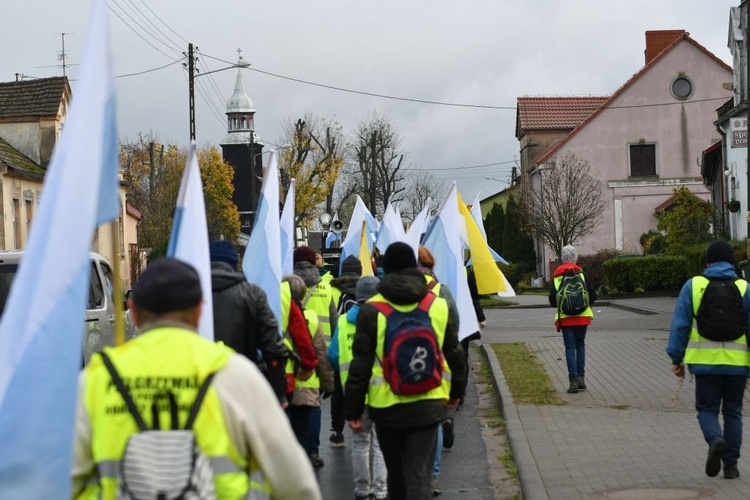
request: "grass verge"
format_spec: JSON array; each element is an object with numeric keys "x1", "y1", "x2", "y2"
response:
[
  {"x1": 491, "y1": 342, "x2": 565, "y2": 405},
  {"x1": 479, "y1": 296, "x2": 518, "y2": 308}
]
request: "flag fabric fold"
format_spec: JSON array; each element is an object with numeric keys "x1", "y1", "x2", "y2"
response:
[
  {"x1": 359, "y1": 220, "x2": 374, "y2": 277},
  {"x1": 422, "y1": 183, "x2": 480, "y2": 340},
  {"x1": 0, "y1": 0, "x2": 119, "y2": 494},
  {"x1": 469, "y1": 194, "x2": 509, "y2": 265},
  {"x1": 166, "y1": 143, "x2": 214, "y2": 340},
  {"x1": 280, "y1": 179, "x2": 296, "y2": 276},
  {"x1": 457, "y1": 192, "x2": 511, "y2": 296},
  {"x1": 404, "y1": 199, "x2": 431, "y2": 257},
  {"x1": 339, "y1": 196, "x2": 378, "y2": 272},
  {"x1": 375, "y1": 199, "x2": 406, "y2": 254},
  {"x1": 243, "y1": 150, "x2": 282, "y2": 330}
]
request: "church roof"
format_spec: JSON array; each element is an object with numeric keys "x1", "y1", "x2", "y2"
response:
[{"x1": 226, "y1": 70, "x2": 255, "y2": 113}]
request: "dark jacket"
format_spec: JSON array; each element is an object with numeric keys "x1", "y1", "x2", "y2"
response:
[
  {"x1": 331, "y1": 273, "x2": 359, "y2": 314},
  {"x1": 211, "y1": 262, "x2": 288, "y2": 402},
  {"x1": 343, "y1": 268, "x2": 467, "y2": 429}
]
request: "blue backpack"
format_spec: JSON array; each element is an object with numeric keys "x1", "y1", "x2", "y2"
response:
[{"x1": 370, "y1": 293, "x2": 443, "y2": 396}]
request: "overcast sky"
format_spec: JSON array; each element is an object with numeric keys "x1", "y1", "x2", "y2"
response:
[{"x1": 0, "y1": 0, "x2": 740, "y2": 204}]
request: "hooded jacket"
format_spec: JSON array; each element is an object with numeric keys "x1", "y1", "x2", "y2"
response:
[
  {"x1": 331, "y1": 273, "x2": 360, "y2": 314},
  {"x1": 211, "y1": 261, "x2": 288, "y2": 401},
  {"x1": 667, "y1": 261, "x2": 750, "y2": 376},
  {"x1": 548, "y1": 262, "x2": 597, "y2": 328},
  {"x1": 343, "y1": 268, "x2": 467, "y2": 429}
]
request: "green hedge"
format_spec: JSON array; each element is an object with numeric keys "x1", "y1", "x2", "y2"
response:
[{"x1": 602, "y1": 256, "x2": 687, "y2": 292}]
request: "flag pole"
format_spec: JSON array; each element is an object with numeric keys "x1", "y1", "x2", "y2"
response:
[{"x1": 110, "y1": 218, "x2": 125, "y2": 346}]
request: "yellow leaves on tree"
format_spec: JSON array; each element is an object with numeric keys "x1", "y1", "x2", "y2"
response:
[{"x1": 198, "y1": 146, "x2": 240, "y2": 241}]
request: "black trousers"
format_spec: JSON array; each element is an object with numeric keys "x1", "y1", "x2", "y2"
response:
[
  {"x1": 330, "y1": 373, "x2": 345, "y2": 433},
  {"x1": 375, "y1": 422, "x2": 439, "y2": 500}
]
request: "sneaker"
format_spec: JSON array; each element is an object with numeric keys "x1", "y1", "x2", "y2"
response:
[
  {"x1": 724, "y1": 465, "x2": 740, "y2": 479},
  {"x1": 706, "y1": 438, "x2": 727, "y2": 477},
  {"x1": 442, "y1": 418, "x2": 455, "y2": 449},
  {"x1": 330, "y1": 431, "x2": 346, "y2": 448},
  {"x1": 567, "y1": 381, "x2": 579, "y2": 394},
  {"x1": 309, "y1": 453, "x2": 325, "y2": 468},
  {"x1": 431, "y1": 477, "x2": 442, "y2": 496},
  {"x1": 577, "y1": 376, "x2": 586, "y2": 391}
]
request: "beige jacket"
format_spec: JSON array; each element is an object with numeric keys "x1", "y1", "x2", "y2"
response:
[
  {"x1": 290, "y1": 326, "x2": 334, "y2": 406},
  {"x1": 71, "y1": 353, "x2": 321, "y2": 499}
]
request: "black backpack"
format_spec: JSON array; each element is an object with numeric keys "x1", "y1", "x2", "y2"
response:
[
  {"x1": 556, "y1": 270, "x2": 589, "y2": 316},
  {"x1": 695, "y1": 278, "x2": 746, "y2": 342}
]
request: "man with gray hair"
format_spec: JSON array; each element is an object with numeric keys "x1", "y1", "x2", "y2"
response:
[{"x1": 548, "y1": 245, "x2": 597, "y2": 393}]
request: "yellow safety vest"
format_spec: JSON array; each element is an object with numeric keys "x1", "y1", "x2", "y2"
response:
[
  {"x1": 552, "y1": 273, "x2": 594, "y2": 322},
  {"x1": 285, "y1": 309, "x2": 320, "y2": 389},
  {"x1": 281, "y1": 281, "x2": 292, "y2": 333},
  {"x1": 336, "y1": 313, "x2": 357, "y2": 388},
  {"x1": 304, "y1": 282, "x2": 335, "y2": 345},
  {"x1": 424, "y1": 274, "x2": 441, "y2": 295},
  {"x1": 685, "y1": 276, "x2": 750, "y2": 367},
  {"x1": 79, "y1": 327, "x2": 270, "y2": 499},
  {"x1": 365, "y1": 293, "x2": 451, "y2": 408}
]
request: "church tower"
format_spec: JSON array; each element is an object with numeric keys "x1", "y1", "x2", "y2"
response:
[{"x1": 220, "y1": 56, "x2": 263, "y2": 235}]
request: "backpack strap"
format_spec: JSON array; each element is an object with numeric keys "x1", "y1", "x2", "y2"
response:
[
  {"x1": 99, "y1": 351, "x2": 148, "y2": 432},
  {"x1": 184, "y1": 372, "x2": 217, "y2": 431},
  {"x1": 418, "y1": 292, "x2": 437, "y2": 312},
  {"x1": 427, "y1": 279, "x2": 438, "y2": 292},
  {"x1": 369, "y1": 301, "x2": 394, "y2": 317},
  {"x1": 302, "y1": 283, "x2": 319, "y2": 308}
]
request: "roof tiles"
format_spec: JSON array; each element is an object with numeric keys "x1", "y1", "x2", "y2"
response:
[
  {"x1": 0, "y1": 77, "x2": 68, "y2": 119},
  {"x1": 517, "y1": 96, "x2": 609, "y2": 131}
]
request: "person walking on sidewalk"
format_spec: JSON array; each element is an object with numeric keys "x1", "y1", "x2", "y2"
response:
[
  {"x1": 667, "y1": 240, "x2": 750, "y2": 479},
  {"x1": 549, "y1": 244, "x2": 597, "y2": 394}
]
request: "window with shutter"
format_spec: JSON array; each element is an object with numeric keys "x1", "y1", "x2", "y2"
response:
[{"x1": 629, "y1": 144, "x2": 656, "y2": 177}]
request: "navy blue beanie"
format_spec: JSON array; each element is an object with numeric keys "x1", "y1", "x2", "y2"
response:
[{"x1": 209, "y1": 240, "x2": 239, "y2": 269}]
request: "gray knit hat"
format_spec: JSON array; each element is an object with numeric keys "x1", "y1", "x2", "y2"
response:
[
  {"x1": 561, "y1": 245, "x2": 578, "y2": 264},
  {"x1": 356, "y1": 276, "x2": 380, "y2": 302}
]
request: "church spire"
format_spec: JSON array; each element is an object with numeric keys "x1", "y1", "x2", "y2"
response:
[{"x1": 222, "y1": 52, "x2": 258, "y2": 145}]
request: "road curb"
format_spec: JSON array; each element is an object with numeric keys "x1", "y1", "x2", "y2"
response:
[{"x1": 479, "y1": 342, "x2": 549, "y2": 500}]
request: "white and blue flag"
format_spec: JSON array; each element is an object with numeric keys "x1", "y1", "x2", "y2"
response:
[
  {"x1": 375, "y1": 198, "x2": 406, "y2": 254},
  {"x1": 340, "y1": 196, "x2": 378, "y2": 271},
  {"x1": 404, "y1": 199, "x2": 431, "y2": 257},
  {"x1": 422, "y1": 183, "x2": 480, "y2": 340},
  {"x1": 167, "y1": 143, "x2": 214, "y2": 340},
  {"x1": 0, "y1": 0, "x2": 119, "y2": 494},
  {"x1": 243, "y1": 150, "x2": 282, "y2": 330},
  {"x1": 280, "y1": 179, "x2": 296, "y2": 276}
]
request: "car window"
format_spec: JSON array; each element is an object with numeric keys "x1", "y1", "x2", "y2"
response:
[
  {"x1": 88, "y1": 261, "x2": 104, "y2": 309},
  {"x1": 0, "y1": 264, "x2": 18, "y2": 317},
  {"x1": 100, "y1": 262, "x2": 116, "y2": 306}
]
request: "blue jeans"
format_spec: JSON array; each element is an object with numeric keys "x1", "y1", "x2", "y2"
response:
[
  {"x1": 561, "y1": 326, "x2": 586, "y2": 380},
  {"x1": 695, "y1": 374, "x2": 747, "y2": 468},
  {"x1": 307, "y1": 406, "x2": 321, "y2": 455}
]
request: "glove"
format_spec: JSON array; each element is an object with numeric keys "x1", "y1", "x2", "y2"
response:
[{"x1": 479, "y1": 320, "x2": 487, "y2": 329}]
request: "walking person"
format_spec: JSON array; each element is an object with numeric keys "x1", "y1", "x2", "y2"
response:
[
  {"x1": 209, "y1": 240, "x2": 289, "y2": 405},
  {"x1": 344, "y1": 242, "x2": 467, "y2": 500},
  {"x1": 667, "y1": 240, "x2": 750, "y2": 479},
  {"x1": 549, "y1": 244, "x2": 596, "y2": 393},
  {"x1": 330, "y1": 275, "x2": 388, "y2": 500},
  {"x1": 71, "y1": 258, "x2": 321, "y2": 499}
]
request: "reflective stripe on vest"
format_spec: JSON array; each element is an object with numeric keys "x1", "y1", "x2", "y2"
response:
[
  {"x1": 552, "y1": 273, "x2": 594, "y2": 322},
  {"x1": 337, "y1": 315, "x2": 357, "y2": 387},
  {"x1": 82, "y1": 327, "x2": 267, "y2": 499},
  {"x1": 684, "y1": 276, "x2": 750, "y2": 367},
  {"x1": 365, "y1": 293, "x2": 451, "y2": 408},
  {"x1": 295, "y1": 309, "x2": 321, "y2": 389}
]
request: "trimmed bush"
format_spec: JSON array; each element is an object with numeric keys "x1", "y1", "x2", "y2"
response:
[
  {"x1": 602, "y1": 255, "x2": 687, "y2": 292},
  {"x1": 578, "y1": 249, "x2": 619, "y2": 290}
]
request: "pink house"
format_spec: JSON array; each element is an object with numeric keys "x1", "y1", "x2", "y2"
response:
[{"x1": 517, "y1": 30, "x2": 732, "y2": 278}]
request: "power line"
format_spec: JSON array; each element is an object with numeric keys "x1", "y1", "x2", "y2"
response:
[
  {"x1": 115, "y1": 58, "x2": 185, "y2": 79},
  {"x1": 110, "y1": 0, "x2": 180, "y2": 55},
  {"x1": 402, "y1": 159, "x2": 517, "y2": 172},
  {"x1": 137, "y1": 0, "x2": 190, "y2": 44},
  {"x1": 107, "y1": 4, "x2": 175, "y2": 60},
  {"x1": 119, "y1": 0, "x2": 184, "y2": 53}
]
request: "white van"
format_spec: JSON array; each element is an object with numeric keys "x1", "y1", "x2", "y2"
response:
[{"x1": 0, "y1": 250, "x2": 136, "y2": 364}]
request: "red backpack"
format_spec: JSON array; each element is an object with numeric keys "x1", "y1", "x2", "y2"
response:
[{"x1": 370, "y1": 294, "x2": 444, "y2": 396}]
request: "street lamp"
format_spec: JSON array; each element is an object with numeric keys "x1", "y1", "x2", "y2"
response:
[
  {"x1": 484, "y1": 176, "x2": 511, "y2": 187},
  {"x1": 187, "y1": 43, "x2": 251, "y2": 140}
]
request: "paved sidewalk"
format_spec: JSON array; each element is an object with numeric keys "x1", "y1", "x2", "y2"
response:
[{"x1": 481, "y1": 295, "x2": 750, "y2": 499}]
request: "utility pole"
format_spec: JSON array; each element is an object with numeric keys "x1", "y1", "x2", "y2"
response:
[{"x1": 188, "y1": 43, "x2": 196, "y2": 141}]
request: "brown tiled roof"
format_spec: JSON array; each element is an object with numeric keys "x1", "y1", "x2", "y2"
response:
[
  {"x1": 517, "y1": 97, "x2": 609, "y2": 131},
  {"x1": 0, "y1": 77, "x2": 69, "y2": 119},
  {"x1": 645, "y1": 30, "x2": 686, "y2": 64},
  {"x1": 0, "y1": 136, "x2": 45, "y2": 179},
  {"x1": 533, "y1": 33, "x2": 732, "y2": 166}
]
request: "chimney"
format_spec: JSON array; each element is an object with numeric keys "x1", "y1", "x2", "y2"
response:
[{"x1": 644, "y1": 30, "x2": 686, "y2": 64}]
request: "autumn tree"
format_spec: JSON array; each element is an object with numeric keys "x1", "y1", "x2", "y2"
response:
[
  {"x1": 121, "y1": 135, "x2": 240, "y2": 257},
  {"x1": 483, "y1": 202, "x2": 505, "y2": 256},
  {"x1": 521, "y1": 152, "x2": 607, "y2": 260},
  {"x1": 655, "y1": 186, "x2": 713, "y2": 255},
  {"x1": 503, "y1": 196, "x2": 536, "y2": 270},
  {"x1": 198, "y1": 146, "x2": 240, "y2": 240},
  {"x1": 342, "y1": 113, "x2": 407, "y2": 216},
  {"x1": 278, "y1": 114, "x2": 346, "y2": 226}
]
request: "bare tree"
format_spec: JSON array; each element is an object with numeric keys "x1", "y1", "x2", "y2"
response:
[
  {"x1": 522, "y1": 152, "x2": 607, "y2": 260},
  {"x1": 402, "y1": 169, "x2": 446, "y2": 222},
  {"x1": 345, "y1": 113, "x2": 406, "y2": 216}
]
